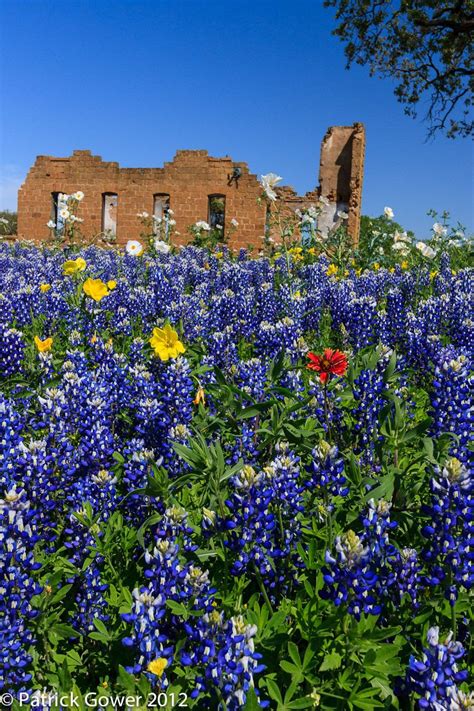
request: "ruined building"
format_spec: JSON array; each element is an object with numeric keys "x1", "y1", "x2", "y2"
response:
[{"x1": 17, "y1": 123, "x2": 365, "y2": 249}]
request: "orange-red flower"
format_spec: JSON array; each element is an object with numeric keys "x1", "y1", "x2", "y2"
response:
[{"x1": 307, "y1": 348, "x2": 348, "y2": 383}]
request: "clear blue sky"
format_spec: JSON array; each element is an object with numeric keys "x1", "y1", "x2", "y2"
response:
[{"x1": 1, "y1": 0, "x2": 473, "y2": 237}]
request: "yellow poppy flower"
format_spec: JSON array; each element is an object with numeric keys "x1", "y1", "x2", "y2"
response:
[
  {"x1": 63, "y1": 257, "x2": 87, "y2": 276},
  {"x1": 34, "y1": 336, "x2": 53, "y2": 352},
  {"x1": 83, "y1": 278, "x2": 109, "y2": 302},
  {"x1": 40, "y1": 283, "x2": 51, "y2": 292},
  {"x1": 150, "y1": 324, "x2": 186, "y2": 361},
  {"x1": 147, "y1": 658, "x2": 167, "y2": 677},
  {"x1": 107, "y1": 280, "x2": 117, "y2": 290}
]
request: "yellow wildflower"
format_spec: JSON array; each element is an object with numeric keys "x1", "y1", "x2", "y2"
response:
[
  {"x1": 150, "y1": 324, "x2": 186, "y2": 361},
  {"x1": 326, "y1": 264, "x2": 338, "y2": 277},
  {"x1": 34, "y1": 336, "x2": 53, "y2": 353},
  {"x1": 107, "y1": 280, "x2": 117, "y2": 290},
  {"x1": 401, "y1": 260, "x2": 409, "y2": 269},
  {"x1": 430, "y1": 270, "x2": 438, "y2": 280},
  {"x1": 147, "y1": 658, "x2": 167, "y2": 677},
  {"x1": 373, "y1": 262, "x2": 380, "y2": 271},
  {"x1": 63, "y1": 257, "x2": 86, "y2": 276},
  {"x1": 193, "y1": 386, "x2": 206, "y2": 406},
  {"x1": 215, "y1": 252, "x2": 223, "y2": 259},
  {"x1": 83, "y1": 278, "x2": 109, "y2": 302},
  {"x1": 40, "y1": 283, "x2": 51, "y2": 293}
]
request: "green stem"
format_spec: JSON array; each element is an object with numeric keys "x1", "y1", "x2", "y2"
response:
[{"x1": 253, "y1": 563, "x2": 274, "y2": 615}]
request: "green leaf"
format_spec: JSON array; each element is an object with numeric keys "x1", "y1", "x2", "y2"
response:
[
  {"x1": 266, "y1": 677, "x2": 284, "y2": 704},
  {"x1": 288, "y1": 641, "x2": 302, "y2": 668},
  {"x1": 243, "y1": 687, "x2": 261, "y2": 711},
  {"x1": 319, "y1": 651, "x2": 342, "y2": 671},
  {"x1": 49, "y1": 623, "x2": 79, "y2": 640}
]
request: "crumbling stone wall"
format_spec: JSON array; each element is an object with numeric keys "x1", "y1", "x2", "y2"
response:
[
  {"x1": 317, "y1": 122, "x2": 365, "y2": 245},
  {"x1": 17, "y1": 123, "x2": 365, "y2": 249}
]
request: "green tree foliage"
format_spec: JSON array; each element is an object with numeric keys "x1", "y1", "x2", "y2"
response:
[{"x1": 324, "y1": 0, "x2": 474, "y2": 138}]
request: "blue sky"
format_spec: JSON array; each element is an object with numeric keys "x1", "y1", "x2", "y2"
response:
[{"x1": 1, "y1": 0, "x2": 473, "y2": 236}]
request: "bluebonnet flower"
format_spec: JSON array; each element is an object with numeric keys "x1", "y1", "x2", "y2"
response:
[
  {"x1": 182, "y1": 611, "x2": 266, "y2": 709},
  {"x1": 421, "y1": 457, "x2": 473, "y2": 603},
  {"x1": 72, "y1": 563, "x2": 109, "y2": 635},
  {"x1": 0, "y1": 487, "x2": 42, "y2": 690},
  {"x1": 321, "y1": 499, "x2": 416, "y2": 618},
  {"x1": 224, "y1": 449, "x2": 304, "y2": 598},
  {"x1": 305, "y1": 440, "x2": 349, "y2": 507},
  {"x1": 0, "y1": 328, "x2": 26, "y2": 377},
  {"x1": 403, "y1": 626, "x2": 469, "y2": 709},
  {"x1": 430, "y1": 349, "x2": 472, "y2": 464}
]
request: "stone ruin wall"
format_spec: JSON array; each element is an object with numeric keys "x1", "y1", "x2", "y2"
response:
[{"x1": 17, "y1": 123, "x2": 365, "y2": 249}]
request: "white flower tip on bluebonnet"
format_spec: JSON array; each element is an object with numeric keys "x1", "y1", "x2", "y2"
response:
[{"x1": 427, "y1": 626, "x2": 439, "y2": 647}]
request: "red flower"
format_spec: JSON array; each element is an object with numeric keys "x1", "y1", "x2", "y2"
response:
[{"x1": 307, "y1": 348, "x2": 348, "y2": 383}]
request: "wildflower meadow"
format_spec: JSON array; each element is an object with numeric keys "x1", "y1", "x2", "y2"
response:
[{"x1": 0, "y1": 194, "x2": 473, "y2": 710}]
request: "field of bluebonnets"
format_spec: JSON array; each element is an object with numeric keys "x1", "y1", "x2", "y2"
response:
[{"x1": 0, "y1": 193, "x2": 473, "y2": 711}]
